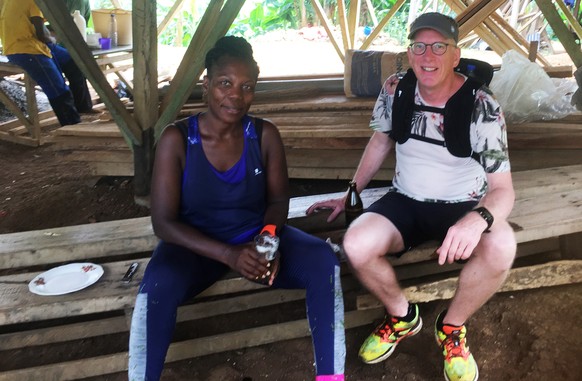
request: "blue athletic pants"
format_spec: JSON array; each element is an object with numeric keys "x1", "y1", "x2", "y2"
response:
[{"x1": 128, "y1": 225, "x2": 346, "y2": 380}]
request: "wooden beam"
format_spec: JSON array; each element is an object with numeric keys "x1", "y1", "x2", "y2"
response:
[
  {"x1": 23, "y1": 74, "x2": 39, "y2": 139},
  {"x1": 347, "y1": 0, "x2": 361, "y2": 49},
  {"x1": 156, "y1": 0, "x2": 245, "y2": 137},
  {"x1": 456, "y1": 0, "x2": 510, "y2": 39},
  {"x1": 310, "y1": 0, "x2": 346, "y2": 62},
  {"x1": 337, "y1": 0, "x2": 351, "y2": 50},
  {"x1": 357, "y1": 260, "x2": 582, "y2": 309},
  {"x1": 359, "y1": 0, "x2": 407, "y2": 50},
  {"x1": 535, "y1": 0, "x2": 582, "y2": 67},
  {"x1": 157, "y1": 0, "x2": 187, "y2": 36},
  {"x1": 555, "y1": 0, "x2": 582, "y2": 44},
  {"x1": 490, "y1": 11, "x2": 553, "y2": 66},
  {"x1": 131, "y1": 0, "x2": 158, "y2": 197},
  {"x1": 36, "y1": 0, "x2": 142, "y2": 146},
  {"x1": 365, "y1": 0, "x2": 379, "y2": 26}
]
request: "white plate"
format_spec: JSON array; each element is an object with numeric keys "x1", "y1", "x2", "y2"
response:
[{"x1": 28, "y1": 263, "x2": 104, "y2": 296}]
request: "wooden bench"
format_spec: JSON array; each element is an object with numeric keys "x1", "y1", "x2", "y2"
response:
[
  {"x1": 1, "y1": 164, "x2": 582, "y2": 380},
  {"x1": 0, "y1": 48, "x2": 131, "y2": 147},
  {"x1": 0, "y1": 58, "x2": 49, "y2": 146}
]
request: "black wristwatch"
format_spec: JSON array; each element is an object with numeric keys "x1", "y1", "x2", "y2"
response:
[{"x1": 473, "y1": 207, "x2": 494, "y2": 232}]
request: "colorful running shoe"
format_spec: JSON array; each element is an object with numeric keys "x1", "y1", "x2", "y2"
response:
[
  {"x1": 358, "y1": 303, "x2": 423, "y2": 364},
  {"x1": 435, "y1": 311, "x2": 479, "y2": 381}
]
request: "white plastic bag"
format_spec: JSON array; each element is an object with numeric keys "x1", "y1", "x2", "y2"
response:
[{"x1": 489, "y1": 50, "x2": 578, "y2": 123}]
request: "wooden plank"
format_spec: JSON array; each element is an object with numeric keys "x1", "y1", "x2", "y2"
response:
[
  {"x1": 0, "y1": 217, "x2": 155, "y2": 268},
  {"x1": 67, "y1": 150, "x2": 132, "y2": 163},
  {"x1": 508, "y1": 150, "x2": 582, "y2": 172},
  {"x1": 0, "y1": 308, "x2": 383, "y2": 381},
  {"x1": 0, "y1": 237, "x2": 559, "y2": 351},
  {"x1": 0, "y1": 259, "x2": 287, "y2": 325},
  {"x1": 1, "y1": 165, "x2": 578, "y2": 269},
  {"x1": 54, "y1": 123, "x2": 123, "y2": 137},
  {"x1": 560, "y1": 232, "x2": 582, "y2": 260},
  {"x1": 357, "y1": 260, "x2": 582, "y2": 310},
  {"x1": 0, "y1": 288, "x2": 304, "y2": 351},
  {"x1": 88, "y1": 161, "x2": 134, "y2": 176},
  {"x1": 0, "y1": 132, "x2": 40, "y2": 147}
]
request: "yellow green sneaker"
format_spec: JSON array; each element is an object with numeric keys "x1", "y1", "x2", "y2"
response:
[
  {"x1": 358, "y1": 303, "x2": 422, "y2": 364},
  {"x1": 435, "y1": 311, "x2": 479, "y2": 381}
]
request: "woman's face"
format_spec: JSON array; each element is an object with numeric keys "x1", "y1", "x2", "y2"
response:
[{"x1": 203, "y1": 56, "x2": 257, "y2": 124}]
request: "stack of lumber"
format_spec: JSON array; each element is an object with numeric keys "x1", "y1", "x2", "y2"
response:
[{"x1": 51, "y1": 92, "x2": 582, "y2": 179}]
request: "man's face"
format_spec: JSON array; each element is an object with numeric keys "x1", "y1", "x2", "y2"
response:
[{"x1": 407, "y1": 29, "x2": 461, "y2": 92}]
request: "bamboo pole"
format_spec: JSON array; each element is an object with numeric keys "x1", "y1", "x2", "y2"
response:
[
  {"x1": 359, "y1": 0, "x2": 407, "y2": 50},
  {"x1": 347, "y1": 0, "x2": 361, "y2": 49},
  {"x1": 155, "y1": 0, "x2": 246, "y2": 137},
  {"x1": 310, "y1": 0, "x2": 346, "y2": 62},
  {"x1": 157, "y1": 0, "x2": 187, "y2": 37},
  {"x1": 337, "y1": 0, "x2": 351, "y2": 51}
]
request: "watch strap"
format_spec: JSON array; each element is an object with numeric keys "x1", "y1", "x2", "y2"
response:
[{"x1": 473, "y1": 207, "x2": 493, "y2": 231}]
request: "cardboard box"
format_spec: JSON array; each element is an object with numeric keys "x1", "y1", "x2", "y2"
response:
[{"x1": 344, "y1": 50, "x2": 410, "y2": 97}]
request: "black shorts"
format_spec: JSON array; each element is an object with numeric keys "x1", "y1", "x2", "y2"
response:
[{"x1": 366, "y1": 190, "x2": 478, "y2": 252}]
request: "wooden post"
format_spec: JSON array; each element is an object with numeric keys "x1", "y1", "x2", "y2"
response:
[
  {"x1": 528, "y1": 40, "x2": 539, "y2": 62},
  {"x1": 132, "y1": 127, "x2": 155, "y2": 204},
  {"x1": 131, "y1": 0, "x2": 158, "y2": 200}
]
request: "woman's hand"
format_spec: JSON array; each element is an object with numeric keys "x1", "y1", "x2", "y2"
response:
[
  {"x1": 262, "y1": 253, "x2": 280, "y2": 286},
  {"x1": 305, "y1": 197, "x2": 346, "y2": 223},
  {"x1": 226, "y1": 244, "x2": 274, "y2": 283}
]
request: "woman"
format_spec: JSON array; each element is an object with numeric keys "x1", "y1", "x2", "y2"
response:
[{"x1": 128, "y1": 36, "x2": 346, "y2": 381}]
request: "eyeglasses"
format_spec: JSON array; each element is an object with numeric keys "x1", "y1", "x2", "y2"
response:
[{"x1": 408, "y1": 42, "x2": 455, "y2": 56}]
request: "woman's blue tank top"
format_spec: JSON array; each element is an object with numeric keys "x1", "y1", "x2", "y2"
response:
[{"x1": 177, "y1": 114, "x2": 265, "y2": 244}]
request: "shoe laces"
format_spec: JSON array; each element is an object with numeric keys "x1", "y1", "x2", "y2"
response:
[
  {"x1": 376, "y1": 317, "x2": 398, "y2": 340},
  {"x1": 441, "y1": 328, "x2": 470, "y2": 361}
]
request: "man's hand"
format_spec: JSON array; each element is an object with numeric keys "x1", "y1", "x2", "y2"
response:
[
  {"x1": 436, "y1": 211, "x2": 489, "y2": 265},
  {"x1": 305, "y1": 197, "x2": 345, "y2": 223}
]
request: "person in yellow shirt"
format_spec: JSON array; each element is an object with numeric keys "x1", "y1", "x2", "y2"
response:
[{"x1": 0, "y1": 0, "x2": 93, "y2": 126}]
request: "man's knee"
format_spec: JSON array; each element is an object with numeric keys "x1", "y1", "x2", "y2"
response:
[
  {"x1": 479, "y1": 223, "x2": 517, "y2": 270},
  {"x1": 342, "y1": 215, "x2": 397, "y2": 268}
]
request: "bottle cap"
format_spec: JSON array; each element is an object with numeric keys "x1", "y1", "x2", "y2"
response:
[{"x1": 260, "y1": 224, "x2": 277, "y2": 236}]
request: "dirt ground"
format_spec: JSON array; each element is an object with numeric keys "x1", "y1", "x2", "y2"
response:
[{"x1": 1, "y1": 31, "x2": 582, "y2": 381}]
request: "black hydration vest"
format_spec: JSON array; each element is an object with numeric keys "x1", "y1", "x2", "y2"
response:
[{"x1": 389, "y1": 68, "x2": 485, "y2": 162}]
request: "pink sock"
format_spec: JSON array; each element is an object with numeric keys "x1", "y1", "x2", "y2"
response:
[{"x1": 316, "y1": 375, "x2": 344, "y2": 381}]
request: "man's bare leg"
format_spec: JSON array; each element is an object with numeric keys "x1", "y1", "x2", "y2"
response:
[
  {"x1": 444, "y1": 220, "x2": 517, "y2": 326},
  {"x1": 343, "y1": 212, "x2": 409, "y2": 317}
]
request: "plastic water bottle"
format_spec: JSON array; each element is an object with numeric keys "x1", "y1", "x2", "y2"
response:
[
  {"x1": 108, "y1": 13, "x2": 118, "y2": 47},
  {"x1": 72, "y1": 10, "x2": 86, "y2": 42},
  {"x1": 254, "y1": 225, "x2": 279, "y2": 261}
]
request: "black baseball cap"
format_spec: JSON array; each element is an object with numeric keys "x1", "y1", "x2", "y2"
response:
[{"x1": 408, "y1": 12, "x2": 459, "y2": 43}]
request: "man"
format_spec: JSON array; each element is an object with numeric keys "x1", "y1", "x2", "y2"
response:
[
  {"x1": 0, "y1": 0, "x2": 93, "y2": 126},
  {"x1": 307, "y1": 12, "x2": 516, "y2": 381}
]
